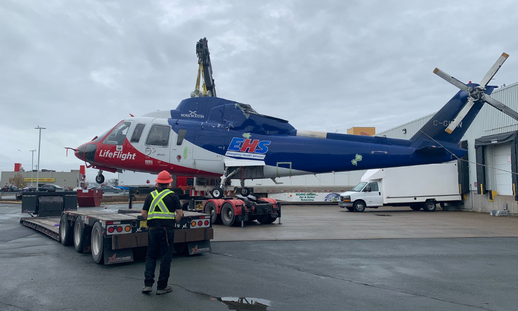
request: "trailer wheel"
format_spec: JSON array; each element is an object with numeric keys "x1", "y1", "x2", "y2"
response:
[
  {"x1": 221, "y1": 202, "x2": 236, "y2": 226},
  {"x1": 257, "y1": 214, "x2": 276, "y2": 224},
  {"x1": 59, "y1": 215, "x2": 73, "y2": 246},
  {"x1": 174, "y1": 242, "x2": 187, "y2": 255},
  {"x1": 204, "y1": 201, "x2": 221, "y2": 224},
  {"x1": 74, "y1": 218, "x2": 85, "y2": 253},
  {"x1": 423, "y1": 200, "x2": 437, "y2": 212},
  {"x1": 91, "y1": 222, "x2": 104, "y2": 264},
  {"x1": 353, "y1": 201, "x2": 366, "y2": 212}
]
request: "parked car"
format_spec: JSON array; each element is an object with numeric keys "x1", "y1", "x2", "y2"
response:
[
  {"x1": 38, "y1": 184, "x2": 65, "y2": 192},
  {"x1": 92, "y1": 185, "x2": 123, "y2": 193}
]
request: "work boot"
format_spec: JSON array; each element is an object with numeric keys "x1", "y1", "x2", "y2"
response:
[
  {"x1": 156, "y1": 285, "x2": 173, "y2": 295},
  {"x1": 142, "y1": 286, "x2": 153, "y2": 293}
]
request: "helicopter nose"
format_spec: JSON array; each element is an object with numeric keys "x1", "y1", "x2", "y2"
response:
[{"x1": 74, "y1": 144, "x2": 86, "y2": 161}]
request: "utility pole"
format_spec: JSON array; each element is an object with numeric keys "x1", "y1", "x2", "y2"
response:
[
  {"x1": 29, "y1": 149, "x2": 36, "y2": 187},
  {"x1": 35, "y1": 126, "x2": 46, "y2": 188}
]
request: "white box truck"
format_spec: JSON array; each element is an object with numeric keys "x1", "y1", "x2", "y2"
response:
[{"x1": 338, "y1": 161, "x2": 462, "y2": 212}]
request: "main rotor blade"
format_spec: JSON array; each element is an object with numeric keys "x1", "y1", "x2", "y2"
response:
[
  {"x1": 482, "y1": 93, "x2": 518, "y2": 121},
  {"x1": 433, "y1": 68, "x2": 470, "y2": 93},
  {"x1": 445, "y1": 97, "x2": 475, "y2": 134},
  {"x1": 479, "y1": 52, "x2": 509, "y2": 88}
]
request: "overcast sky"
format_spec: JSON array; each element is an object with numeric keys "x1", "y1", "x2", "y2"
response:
[{"x1": 1, "y1": 0, "x2": 517, "y2": 182}]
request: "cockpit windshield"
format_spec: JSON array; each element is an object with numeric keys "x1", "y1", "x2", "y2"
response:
[
  {"x1": 352, "y1": 182, "x2": 367, "y2": 192},
  {"x1": 103, "y1": 121, "x2": 132, "y2": 145}
]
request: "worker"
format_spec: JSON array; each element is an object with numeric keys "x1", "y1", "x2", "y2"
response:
[{"x1": 141, "y1": 170, "x2": 183, "y2": 295}]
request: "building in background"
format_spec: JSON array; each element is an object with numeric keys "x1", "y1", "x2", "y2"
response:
[
  {"x1": 1, "y1": 164, "x2": 86, "y2": 190},
  {"x1": 378, "y1": 82, "x2": 518, "y2": 214}
]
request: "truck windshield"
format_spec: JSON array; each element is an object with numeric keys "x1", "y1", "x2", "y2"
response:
[{"x1": 352, "y1": 182, "x2": 367, "y2": 192}]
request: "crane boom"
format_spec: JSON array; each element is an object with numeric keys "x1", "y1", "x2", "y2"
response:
[{"x1": 193, "y1": 37, "x2": 216, "y2": 97}]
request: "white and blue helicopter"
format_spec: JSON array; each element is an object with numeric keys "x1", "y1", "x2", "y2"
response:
[{"x1": 74, "y1": 52, "x2": 515, "y2": 199}]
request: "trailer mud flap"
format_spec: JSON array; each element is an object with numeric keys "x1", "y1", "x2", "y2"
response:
[
  {"x1": 103, "y1": 238, "x2": 134, "y2": 265},
  {"x1": 187, "y1": 240, "x2": 211, "y2": 255}
]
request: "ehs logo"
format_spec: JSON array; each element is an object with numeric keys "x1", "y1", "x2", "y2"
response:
[{"x1": 225, "y1": 137, "x2": 271, "y2": 160}]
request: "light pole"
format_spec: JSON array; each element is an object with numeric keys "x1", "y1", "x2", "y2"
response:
[
  {"x1": 35, "y1": 126, "x2": 46, "y2": 188},
  {"x1": 29, "y1": 149, "x2": 36, "y2": 187}
]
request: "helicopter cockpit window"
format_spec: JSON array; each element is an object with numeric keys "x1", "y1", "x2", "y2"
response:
[
  {"x1": 130, "y1": 123, "x2": 146, "y2": 143},
  {"x1": 146, "y1": 124, "x2": 170, "y2": 147},
  {"x1": 103, "y1": 122, "x2": 131, "y2": 145}
]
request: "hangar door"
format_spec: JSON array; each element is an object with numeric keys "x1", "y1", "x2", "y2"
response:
[
  {"x1": 475, "y1": 131, "x2": 518, "y2": 199},
  {"x1": 493, "y1": 143, "x2": 513, "y2": 195}
]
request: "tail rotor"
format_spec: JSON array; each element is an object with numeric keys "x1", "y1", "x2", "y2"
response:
[{"x1": 433, "y1": 52, "x2": 517, "y2": 134}]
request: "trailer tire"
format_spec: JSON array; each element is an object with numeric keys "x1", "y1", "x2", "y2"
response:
[
  {"x1": 423, "y1": 200, "x2": 437, "y2": 212},
  {"x1": 174, "y1": 242, "x2": 187, "y2": 255},
  {"x1": 91, "y1": 222, "x2": 104, "y2": 264},
  {"x1": 59, "y1": 215, "x2": 73, "y2": 246},
  {"x1": 74, "y1": 218, "x2": 85, "y2": 253},
  {"x1": 221, "y1": 202, "x2": 237, "y2": 226},
  {"x1": 257, "y1": 214, "x2": 276, "y2": 224},
  {"x1": 353, "y1": 201, "x2": 366, "y2": 212},
  {"x1": 204, "y1": 201, "x2": 221, "y2": 224}
]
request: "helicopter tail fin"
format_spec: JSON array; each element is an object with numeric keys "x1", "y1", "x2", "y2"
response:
[{"x1": 409, "y1": 85, "x2": 497, "y2": 149}]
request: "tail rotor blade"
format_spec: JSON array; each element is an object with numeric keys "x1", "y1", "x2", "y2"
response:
[
  {"x1": 433, "y1": 68, "x2": 470, "y2": 92},
  {"x1": 482, "y1": 93, "x2": 518, "y2": 121},
  {"x1": 479, "y1": 52, "x2": 509, "y2": 88}
]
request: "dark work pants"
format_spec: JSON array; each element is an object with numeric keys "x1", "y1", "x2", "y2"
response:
[{"x1": 144, "y1": 227, "x2": 174, "y2": 289}]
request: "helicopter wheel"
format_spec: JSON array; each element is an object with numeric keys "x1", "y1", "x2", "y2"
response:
[
  {"x1": 95, "y1": 173, "x2": 105, "y2": 184},
  {"x1": 240, "y1": 187, "x2": 251, "y2": 196},
  {"x1": 211, "y1": 187, "x2": 224, "y2": 199}
]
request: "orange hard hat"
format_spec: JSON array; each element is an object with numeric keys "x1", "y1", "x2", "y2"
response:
[{"x1": 155, "y1": 170, "x2": 173, "y2": 184}]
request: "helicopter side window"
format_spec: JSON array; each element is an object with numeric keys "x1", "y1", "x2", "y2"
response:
[
  {"x1": 130, "y1": 123, "x2": 146, "y2": 143},
  {"x1": 146, "y1": 124, "x2": 170, "y2": 147},
  {"x1": 103, "y1": 122, "x2": 131, "y2": 145}
]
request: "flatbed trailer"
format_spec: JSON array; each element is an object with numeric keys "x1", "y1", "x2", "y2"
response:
[{"x1": 20, "y1": 209, "x2": 213, "y2": 265}]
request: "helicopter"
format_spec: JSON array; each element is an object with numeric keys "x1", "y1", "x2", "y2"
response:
[{"x1": 73, "y1": 52, "x2": 516, "y2": 199}]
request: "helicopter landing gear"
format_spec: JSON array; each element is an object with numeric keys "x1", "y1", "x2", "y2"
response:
[
  {"x1": 95, "y1": 170, "x2": 105, "y2": 184},
  {"x1": 210, "y1": 167, "x2": 239, "y2": 199}
]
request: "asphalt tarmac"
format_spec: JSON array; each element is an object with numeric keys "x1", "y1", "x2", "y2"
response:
[{"x1": 1, "y1": 202, "x2": 517, "y2": 311}]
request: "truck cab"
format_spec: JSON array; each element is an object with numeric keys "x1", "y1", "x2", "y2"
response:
[{"x1": 338, "y1": 180, "x2": 383, "y2": 212}]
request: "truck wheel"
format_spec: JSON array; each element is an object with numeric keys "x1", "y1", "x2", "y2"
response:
[
  {"x1": 423, "y1": 200, "x2": 437, "y2": 212},
  {"x1": 204, "y1": 201, "x2": 221, "y2": 224},
  {"x1": 353, "y1": 201, "x2": 366, "y2": 212},
  {"x1": 211, "y1": 187, "x2": 224, "y2": 199},
  {"x1": 59, "y1": 215, "x2": 73, "y2": 246},
  {"x1": 221, "y1": 202, "x2": 236, "y2": 226},
  {"x1": 91, "y1": 222, "x2": 104, "y2": 264},
  {"x1": 74, "y1": 218, "x2": 85, "y2": 253},
  {"x1": 257, "y1": 215, "x2": 276, "y2": 224},
  {"x1": 410, "y1": 204, "x2": 422, "y2": 211}
]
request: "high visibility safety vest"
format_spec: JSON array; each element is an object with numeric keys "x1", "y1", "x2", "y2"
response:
[{"x1": 147, "y1": 189, "x2": 176, "y2": 221}]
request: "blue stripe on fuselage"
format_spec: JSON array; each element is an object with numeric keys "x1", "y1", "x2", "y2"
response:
[{"x1": 169, "y1": 119, "x2": 464, "y2": 173}]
